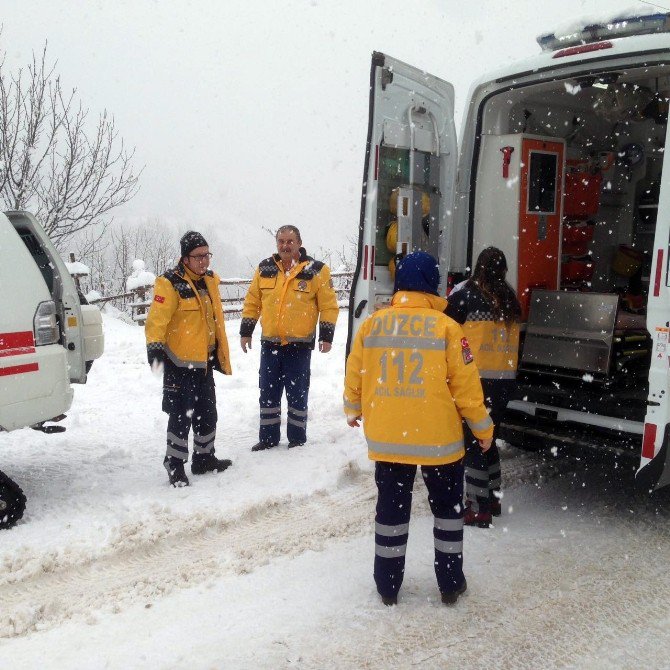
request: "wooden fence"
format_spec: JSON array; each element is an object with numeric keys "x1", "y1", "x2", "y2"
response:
[{"x1": 88, "y1": 271, "x2": 354, "y2": 323}]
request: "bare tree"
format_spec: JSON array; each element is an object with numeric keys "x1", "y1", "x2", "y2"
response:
[
  {"x1": 0, "y1": 44, "x2": 141, "y2": 249},
  {"x1": 129, "y1": 218, "x2": 176, "y2": 276}
]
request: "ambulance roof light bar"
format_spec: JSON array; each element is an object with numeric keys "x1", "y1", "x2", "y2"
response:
[{"x1": 538, "y1": 11, "x2": 670, "y2": 53}]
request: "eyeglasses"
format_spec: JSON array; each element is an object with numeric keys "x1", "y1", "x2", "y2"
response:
[{"x1": 188, "y1": 253, "x2": 213, "y2": 261}]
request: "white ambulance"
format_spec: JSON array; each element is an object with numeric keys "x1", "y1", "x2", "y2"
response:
[
  {"x1": 347, "y1": 10, "x2": 670, "y2": 492},
  {"x1": 0, "y1": 211, "x2": 104, "y2": 528}
]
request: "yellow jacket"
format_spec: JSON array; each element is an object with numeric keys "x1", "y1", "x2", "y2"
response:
[
  {"x1": 240, "y1": 250, "x2": 339, "y2": 347},
  {"x1": 145, "y1": 264, "x2": 232, "y2": 374},
  {"x1": 446, "y1": 282, "x2": 520, "y2": 379},
  {"x1": 344, "y1": 291, "x2": 493, "y2": 466}
]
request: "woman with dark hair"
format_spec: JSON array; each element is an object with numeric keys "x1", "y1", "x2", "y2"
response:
[{"x1": 447, "y1": 247, "x2": 522, "y2": 528}]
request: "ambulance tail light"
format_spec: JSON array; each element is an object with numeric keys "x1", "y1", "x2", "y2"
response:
[
  {"x1": 34, "y1": 300, "x2": 59, "y2": 346},
  {"x1": 642, "y1": 422, "x2": 657, "y2": 460}
]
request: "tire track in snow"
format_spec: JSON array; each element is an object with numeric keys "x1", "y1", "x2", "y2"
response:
[
  {"x1": 296, "y1": 467, "x2": 670, "y2": 670},
  {"x1": 0, "y1": 462, "x2": 378, "y2": 638},
  {"x1": 301, "y1": 543, "x2": 670, "y2": 670},
  {"x1": 0, "y1": 449, "x2": 564, "y2": 640}
]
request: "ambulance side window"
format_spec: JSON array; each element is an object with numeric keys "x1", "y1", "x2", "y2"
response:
[{"x1": 17, "y1": 229, "x2": 54, "y2": 293}]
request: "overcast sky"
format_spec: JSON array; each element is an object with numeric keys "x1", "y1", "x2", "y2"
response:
[{"x1": 1, "y1": 0, "x2": 651, "y2": 274}]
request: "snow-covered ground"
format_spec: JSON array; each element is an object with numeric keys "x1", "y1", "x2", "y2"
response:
[{"x1": 1, "y1": 313, "x2": 670, "y2": 669}]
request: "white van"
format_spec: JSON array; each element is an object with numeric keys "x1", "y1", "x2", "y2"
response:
[
  {"x1": 347, "y1": 10, "x2": 670, "y2": 492},
  {"x1": 0, "y1": 211, "x2": 104, "y2": 528}
]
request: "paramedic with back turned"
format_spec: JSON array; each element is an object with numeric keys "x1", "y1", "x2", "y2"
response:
[
  {"x1": 344, "y1": 251, "x2": 493, "y2": 606},
  {"x1": 240, "y1": 225, "x2": 339, "y2": 451},
  {"x1": 145, "y1": 231, "x2": 233, "y2": 487},
  {"x1": 447, "y1": 247, "x2": 521, "y2": 528}
]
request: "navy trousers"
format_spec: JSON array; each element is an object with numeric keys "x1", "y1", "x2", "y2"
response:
[
  {"x1": 258, "y1": 342, "x2": 312, "y2": 445},
  {"x1": 162, "y1": 358, "x2": 217, "y2": 462},
  {"x1": 374, "y1": 460, "x2": 465, "y2": 599},
  {"x1": 464, "y1": 378, "x2": 515, "y2": 512}
]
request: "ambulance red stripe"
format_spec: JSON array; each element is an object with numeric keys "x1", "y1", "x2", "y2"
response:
[
  {"x1": 0, "y1": 363, "x2": 39, "y2": 376},
  {"x1": 0, "y1": 331, "x2": 36, "y2": 358},
  {"x1": 653, "y1": 248, "x2": 663, "y2": 297}
]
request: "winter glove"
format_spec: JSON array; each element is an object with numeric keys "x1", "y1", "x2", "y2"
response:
[{"x1": 147, "y1": 343, "x2": 165, "y2": 370}]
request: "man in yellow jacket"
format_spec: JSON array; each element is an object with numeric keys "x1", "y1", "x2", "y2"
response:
[
  {"x1": 145, "y1": 231, "x2": 233, "y2": 487},
  {"x1": 241, "y1": 225, "x2": 339, "y2": 451},
  {"x1": 344, "y1": 251, "x2": 493, "y2": 606}
]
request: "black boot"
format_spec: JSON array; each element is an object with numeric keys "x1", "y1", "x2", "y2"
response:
[
  {"x1": 441, "y1": 579, "x2": 467, "y2": 605},
  {"x1": 164, "y1": 457, "x2": 189, "y2": 487},
  {"x1": 251, "y1": 442, "x2": 277, "y2": 452},
  {"x1": 191, "y1": 452, "x2": 232, "y2": 475}
]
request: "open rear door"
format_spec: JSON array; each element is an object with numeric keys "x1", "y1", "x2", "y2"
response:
[
  {"x1": 346, "y1": 52, "x2": 457, "y2": 355},
  {"x1": 636, "y1": 152, "x2": 670, "y2": 491}
]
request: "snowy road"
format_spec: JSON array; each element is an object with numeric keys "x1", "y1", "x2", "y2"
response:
[{"x1": 1, "y1": 314, "x2": 670, "y2": 668}]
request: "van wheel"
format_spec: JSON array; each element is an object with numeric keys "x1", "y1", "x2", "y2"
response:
[{"x1": 0, "y1": 470, "x2": 27, "y2": 530}]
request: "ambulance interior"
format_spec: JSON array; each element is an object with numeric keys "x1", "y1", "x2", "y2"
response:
[{"x1": 472, "y1": 65, "x2": 669, "y2": 398}]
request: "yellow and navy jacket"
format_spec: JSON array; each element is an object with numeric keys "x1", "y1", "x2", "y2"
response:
[
  {"x1": 344, "y1": 291, "x2": 493, "y2": 466},
  {"x1": 446, "y1": 282, "x2": 520, "y2": 380},
  {"x1": 145, "y1": 264, "x2": 232, "y2": 374},
  {"x1": 240, "y1": 249, "x2": 339, "y2": 348}
]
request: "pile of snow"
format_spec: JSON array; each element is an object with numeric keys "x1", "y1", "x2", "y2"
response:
[
  {"x1": 126, "y1": 259, "x2": 156, "y2": 291},
  {"x1": 64, "y1": 261, "x2": 90, "y2": 277}
]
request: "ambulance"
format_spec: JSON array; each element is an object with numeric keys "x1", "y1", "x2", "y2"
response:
[
  {"x1": 347, "y1": 10, "x2": 670, "y2": 492},
  {"x1": 0, "y1": 211, "x2": 104, "y2": 528}
]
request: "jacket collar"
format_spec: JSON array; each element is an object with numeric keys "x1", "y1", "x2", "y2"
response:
[
  {"x1": 273, "y1": 247, "x2": 312, "y2": 266},
  {"x1": 176, "y1": 261, "x2": 213, "y2": 281},
  {"x1": 391, "y1": 290, "x2": 447, "y2": 313}
]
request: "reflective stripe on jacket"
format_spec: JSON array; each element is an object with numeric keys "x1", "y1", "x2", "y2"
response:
[
  {"x1": 145, "y1": 264, "x2": 232, "y2": 374},
  {"x1": 446, "y1": 282, "x2": 520, "y2": 380},
  {"x1": 344, "y1": 291, "x2": 493, "y2": 466},
  {"x1": 240, "y1": 249, "x2": 339, "y2": 347}
]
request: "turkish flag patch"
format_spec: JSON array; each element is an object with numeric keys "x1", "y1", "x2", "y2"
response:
[
  {"x1": 154, "y1": 295, "x2": 165, "y2": 303},
  {"x1": 461, "y1": 337, "x2": 474, "y2": 364}
]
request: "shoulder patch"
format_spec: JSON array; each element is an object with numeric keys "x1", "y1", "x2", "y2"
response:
[
  {"x1": 461, "y1": 337, "x2": 474, "y2": 365},
  {"x1": 154, "y1": 295, "x2": 165, "y2": 304}
]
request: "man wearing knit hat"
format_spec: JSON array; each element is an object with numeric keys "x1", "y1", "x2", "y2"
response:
[
  {"x1": 344, "y1": 251, "x2": 493, "y2": 606},
  {"x1": 145, "y1": 231, "x2": 233, "y2": 487}
]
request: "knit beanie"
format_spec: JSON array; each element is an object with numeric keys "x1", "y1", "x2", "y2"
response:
[
  {"x1": 180, "y1": 231, "x2": 208, "y2": 258},
  {"x1": 394, "y1": 251, "x2": 440, "y2": 296}
]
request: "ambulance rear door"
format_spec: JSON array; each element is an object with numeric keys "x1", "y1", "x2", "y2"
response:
[
  {"x1": 636, "y1": 147, "x2": 670, "y2": 492},
  {"x1": 346, "y1": 52, "x2": 457, "y2": 354}
]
